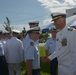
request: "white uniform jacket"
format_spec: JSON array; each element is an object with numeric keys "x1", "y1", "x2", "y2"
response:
[
  {"x1": 5, "y1": 37, "x2": 23, "y2": 63},
  {"x1": 48, "y1": 26, "x2": 76, "y2": 75}
]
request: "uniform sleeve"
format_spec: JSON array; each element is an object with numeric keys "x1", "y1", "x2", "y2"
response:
[
  {"x1": 25, "y1": 46, "x2": 35, "y2": 60},
  {"x1": 4, "y1": 41, "x2": 8, "y2": 59},
  {"x1": 19, "y1": 41, "x2": 24, "y2": 61},
  {"x1": 48, "y1": 49, "x2": 64, "y2": 60}
]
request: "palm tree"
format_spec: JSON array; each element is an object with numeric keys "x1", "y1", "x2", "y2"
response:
[{"x1": 3, "y1": 17, "x2": 12, "y2": 34}]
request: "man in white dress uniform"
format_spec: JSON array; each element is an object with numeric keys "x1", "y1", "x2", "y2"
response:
[
  {"x1": 5, "y1": 31, "x2": 24, "y2": 75},
  {"x1": 47, "y1": 12, "x2": 76, "y2": 75}
]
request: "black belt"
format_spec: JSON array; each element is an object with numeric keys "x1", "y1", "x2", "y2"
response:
[{"x1": 32, "y1": 68, "x2": 40, "y2": 71}]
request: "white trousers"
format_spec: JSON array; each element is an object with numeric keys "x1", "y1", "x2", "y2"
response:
[{"x1": 8, "y1": 63, "x2": 21, "y2": 75}]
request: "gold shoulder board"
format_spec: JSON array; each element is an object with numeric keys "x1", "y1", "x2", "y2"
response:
[{"x1": 68, "y1": 27, "x2": 74, "y2": 31}]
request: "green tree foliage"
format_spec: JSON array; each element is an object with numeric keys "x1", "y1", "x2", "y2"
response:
[
  {"x1": 3, "y1": 17, "x2": 12, "y2": 34},
  {"x1": 40, "y1": 33, "x2": 49, "y2": 40}
]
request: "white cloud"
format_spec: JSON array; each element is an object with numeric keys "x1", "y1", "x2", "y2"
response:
[
  {"x1": 38, "y1": 0, "x2": 76, "y2": 12},
  {"x1": 37, "y1": 0, "x2": 76, "y2": 26},
  {"x1": 42, "y1": 18, "x2": 51, "y2": 25}
]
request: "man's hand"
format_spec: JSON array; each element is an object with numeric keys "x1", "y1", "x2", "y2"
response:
[
  {"x1": 40, "y1": 56, "x2": 51, "y2": 63},
  {"x1": 45, "y1": 57, "x2": 51, "y2": 63},
  {"x1": 40, "y1": 56, "x2": 46, "y2": 62}
]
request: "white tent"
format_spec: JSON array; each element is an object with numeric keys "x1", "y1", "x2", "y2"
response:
[
  {"x1": 67, "y1": 15, "x2": 76, "y2": 26},
  {"x1": 66, "y1": 8, "x2": 76, "y2": 27}
]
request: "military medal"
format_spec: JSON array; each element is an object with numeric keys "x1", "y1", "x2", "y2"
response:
[{"x1": 61, "y1": 37, "x2": 67, "y2": 46}]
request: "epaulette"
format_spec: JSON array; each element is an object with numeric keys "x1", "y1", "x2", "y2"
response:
[
  {"x1": 30, "y1": 42, "x2": 34, "y2": 46},
  {"x1": 68, "y1": 27, "x2": 74, "y2": 31}
]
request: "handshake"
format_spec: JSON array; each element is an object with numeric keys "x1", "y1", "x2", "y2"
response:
[{"x1": 40, "y1": 56, "x2": 51, "y2": 63}]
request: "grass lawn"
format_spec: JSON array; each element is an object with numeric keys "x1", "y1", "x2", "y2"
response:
[{"x1": 21, "y1": 46, "x2": 51, "y2": 75}]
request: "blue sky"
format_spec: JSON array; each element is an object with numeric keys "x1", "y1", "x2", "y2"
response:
[
  {"x1": 0, "y1": 0, "x2": 50, "y2": 31},
  {"x1": 0, "y1": 0, "x2": 76, "y2": 31},
  {"x1": 0, "y1": 0, "x2": 49, "y2": 24}
]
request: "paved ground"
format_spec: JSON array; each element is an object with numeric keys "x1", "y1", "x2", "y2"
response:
[{"x1": 39, "y1": 43, "x2": 45, "y2": 46}]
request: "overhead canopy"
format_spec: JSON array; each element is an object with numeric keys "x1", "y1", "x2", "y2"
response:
[
  {"x1": 70, "y1": 20, "x2": 76, "y2": 29},
  {"x1": 67, "y1": 15, "x2": 76, "y2": 26},
  {"x1": 66, "y1": 8, "x2": 76, "y2": 18}
]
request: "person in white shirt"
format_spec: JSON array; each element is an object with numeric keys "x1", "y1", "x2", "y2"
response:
[
  {"x1": 0, "y1": 32, "x2": 9, "y2": 75},
  {"x1": 5, "y1": 31, "x2": 24, "y2": 75},
  {"x1": 46, "y1": 12, "x2": 76, "y2": 75}
]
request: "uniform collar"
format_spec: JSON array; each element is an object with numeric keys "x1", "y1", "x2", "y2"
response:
[
  {"x1": 11, "y1": 37, "x2": 17, "y2": 39},
  {"x1": 59, "y1": 25, "x2": 68, "y2": 33},
  {"x1": 29, "y1": 38, "x2": 38, "y2": 45}
]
